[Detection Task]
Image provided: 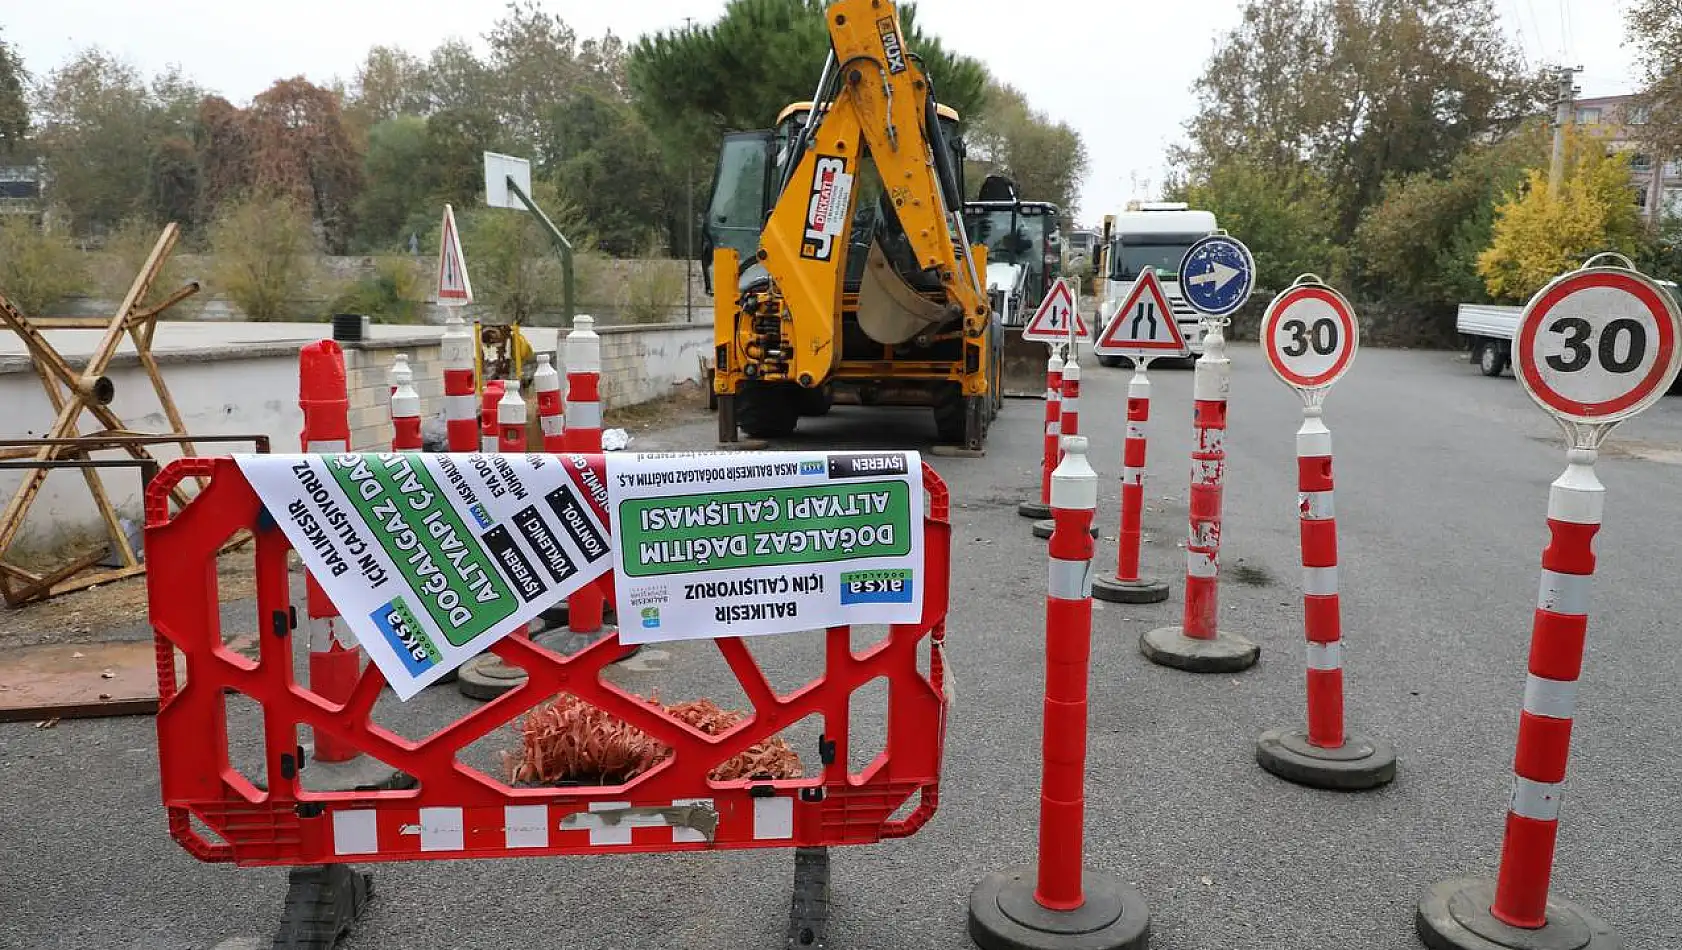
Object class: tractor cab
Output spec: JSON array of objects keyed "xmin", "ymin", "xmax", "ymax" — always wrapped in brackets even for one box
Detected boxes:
[{"xmin": 963, "ymin": 176, "xmax": 1062, "ymax": 324}]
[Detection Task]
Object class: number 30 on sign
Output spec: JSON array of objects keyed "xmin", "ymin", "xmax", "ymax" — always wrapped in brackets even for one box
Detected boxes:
[
  {"xmin": 1515, "ymin": 264, "xmax": 1682, "ymax": 424},
  {"xmin": 1261, "ymin": 281, "xmax": 1359, "ymax": 391}
]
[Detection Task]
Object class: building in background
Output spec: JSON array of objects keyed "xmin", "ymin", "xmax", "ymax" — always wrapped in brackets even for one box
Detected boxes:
[
  {"xmin": 0, "ymin": 163, "xmax": 43, "ymax": 227},
  {"xmin": 1572, "ymin": 94, "xmax": 1682, "ymax": 223}
]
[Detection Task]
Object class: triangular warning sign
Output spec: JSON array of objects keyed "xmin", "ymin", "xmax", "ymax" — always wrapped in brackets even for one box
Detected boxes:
[
  {"xmin": 437, "ymin": 204, "xmax": 473, "ymax": 304},
  {"xmin": 1095, "ymin": 268, "xmax": 1188, "ymax": 358},
  {"xmin": 1021, "ymin": 280, "xmax": 1088, "ymax": 343}
]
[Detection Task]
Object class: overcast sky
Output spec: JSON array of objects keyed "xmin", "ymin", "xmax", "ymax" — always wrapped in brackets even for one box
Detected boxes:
[{"xmin": 6, "ymin": 0, "xmax": 1641, "ymax": 224}]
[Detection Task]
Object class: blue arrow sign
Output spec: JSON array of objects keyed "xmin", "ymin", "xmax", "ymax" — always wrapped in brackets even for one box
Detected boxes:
[{"xmin": 1179, "ymin": 235, "xmax": 1255, "ymax": 317}]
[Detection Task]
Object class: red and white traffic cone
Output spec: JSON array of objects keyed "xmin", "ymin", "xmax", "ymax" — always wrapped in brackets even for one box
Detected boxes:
[
  {"xmin": 1093, "ymin": 360, "xmax": 1170, "ymax": 604},
  {"xmin": 1418, "ymin": 448, "xmax": 1618, "ymax": 949},
  {"xmin": 1017, "ymin": 348, "xmax": 1063, "ymax": 520},
  {"xmin": 441, "ymin": 313, "xmax": 477, "ymax": 453},
  {"xmin": 458, "ymin": 381, "xmax": 536, "ymax": 701},
  {"xmin": 1032, "ymin": 358, "xmax": 1097, "ymax": 541},
  {"xmin": 1141, "ymin": 318, "xmax": 1258, "ymax": 673},
  {"xmin": 297, "ymin": 341, "xmax": 404, "ymax": 789},
  {"xmin": 969, "ymin": 434, "xmax": 1150, "ymax": 950},
  {"xmin": 1256, "ymin": 406, "xmax": 1395, "ymax": 790},
  {"xmin": 533, "ymin": 353, "xmax": 565, "ymax": 452},
  {"xmin": 389, "ymin": 356, "xmax": 421, "ymax": 451}
]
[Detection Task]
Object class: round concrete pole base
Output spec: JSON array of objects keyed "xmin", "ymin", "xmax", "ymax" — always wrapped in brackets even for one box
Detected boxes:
[
  {"xmin": 1256, "ymin": 727, "xmax": 1397, "ymax": 791},
  {"xmin": 1091, "ymin": 575, "xmax": 1170, "ymax": 604},
  {"xmin": 457, "ymin": 652, "xmax": 527, "ymax": 701},
  {"xmin": 1018, "ymin": 500, "xmax": 1052, "ymax": 520},
  {"xmin": 1140, "ymin": 625, "xmax": 1258, "ymax": 673},
  {"xmin": 1417, "ymin": 878, "xmax": 1619, "ymax": 950},
  {"xmin": 969, "ymin": 867, "xmax": 1151, "ymax": 950}
]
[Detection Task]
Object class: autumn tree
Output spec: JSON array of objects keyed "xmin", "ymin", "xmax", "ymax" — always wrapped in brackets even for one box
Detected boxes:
[
  {"xmin": 1627, "ymin": 0, "xmax": 1682, "ymax": 167},
  {"xmin": 238, "ymin": 79, "xmax": 365, "ymax": 251},
  {"xmin": 1477, "ymin": 132, "xmax": 1643, "ymax": 301},
  {"xmin": 347, "ymin": 46, "xmax": 432, "ymax": 126},
  {"xmin": 965, "ymin": 81, "xmax": 1088, "ymax": 217},
  {"xmin": 0, "ymin": 30, "xmax": 28, "ymax": 158},
  {"xmin": 1180, "ymin": 0, "xmax": 1543, "ymax": 237}
]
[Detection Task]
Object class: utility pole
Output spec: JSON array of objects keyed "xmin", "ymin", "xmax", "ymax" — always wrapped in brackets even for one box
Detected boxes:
[
  {"xmin": 1549, "ymin": 65, "xmax": 1584, "ymax": 197},
  {"xmin": 684, "ymin": 15, "xmax": 697, "ymax": 323}
]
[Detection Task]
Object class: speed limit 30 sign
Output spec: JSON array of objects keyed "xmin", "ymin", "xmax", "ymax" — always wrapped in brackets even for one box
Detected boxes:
[
  {"xmin": 1515, "ymin": 266, "xmax": 1682, "ymax": 424},
  {"xmin": 1261, "ymin": 283, "xmax": 1359, "ymax": 391}
]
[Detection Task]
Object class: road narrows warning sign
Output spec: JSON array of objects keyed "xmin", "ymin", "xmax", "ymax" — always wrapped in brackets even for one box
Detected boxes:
[
  {"xmin": 437, "ymin": 204, "xmax": 473, "ymax": 305},
  {"xmin": 1094, "ymin": 268, "xmax": 1188, "ymax": 360},
  {"xmin": 1021, "ymin": 279, "xmax": 1087, "ymax": 343}
]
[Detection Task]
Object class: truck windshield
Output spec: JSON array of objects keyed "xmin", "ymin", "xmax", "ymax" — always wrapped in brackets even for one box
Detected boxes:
[{"xmin": 1111, "ymin": 243, "xmax": 1193, "ymax": 281}]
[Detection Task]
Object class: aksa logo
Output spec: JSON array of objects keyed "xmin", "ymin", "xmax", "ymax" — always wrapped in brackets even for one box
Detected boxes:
[
  {"xmin": 640, "ymin": 606, "xmax": 661, "ymax": 630},
  {"xmin": 467, "ymin": 503, "xmax": 493, "ymax": 529},
  {"xmin": 877, "ymin": 17, "xmax": 907, "ymax": 74},
  {"xmin": 801, "ymin": 156, "xmax": 850, "ymax": 261},
  {"xmin": 369, "ymin": 598, "xmax": 441, "ymax": 676},
  {"xmin": 799, "ymin": 460, "xmax": 825, "ymax": 476}
]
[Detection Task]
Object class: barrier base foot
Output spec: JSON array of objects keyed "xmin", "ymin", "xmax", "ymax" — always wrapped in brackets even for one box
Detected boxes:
[
  {"xmin": 1018, "ymin": 501, "xmax": 1051, "ymax": 520},
  {"xmin": 1091, "ymin": 576, "xmax": 1171, "ymax": 604},
  {"xmin": 273, "ymin": 864, "xmax": 372, "ymax": 950},
  {"xmin": 787, "ymin": 846, "xmax": 830, "ymax": 950},
  {"xmin": 1256, "ymin": 727, "xmax": 1396, "ymax": 791},
  {"xmin": 457, "ymin": 653, "xmax": 528, "ymax": 701},
  {"xmin": 299, "ymin": 753, "xmax": 415, "ymax": 793},
  {"xmin": 969, "ymin": 867, "xmax": 1150, "ymax": 950},
  {"xmin": 1417, "ymin": 877, "xmax": 1618, "ymax": 950},
  {"xmin": 1140, "ymin": 625, "xmax": 1259, "ymax": 673},
  {"xmin": 1031, "ymin": 519, "xmax": 1099, "ymax": 540}
]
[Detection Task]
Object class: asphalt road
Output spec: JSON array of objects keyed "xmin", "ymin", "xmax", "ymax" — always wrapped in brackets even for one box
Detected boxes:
[{"xmin": 3, "ymin": 343, "xmax": 1680, "ymax": 950}]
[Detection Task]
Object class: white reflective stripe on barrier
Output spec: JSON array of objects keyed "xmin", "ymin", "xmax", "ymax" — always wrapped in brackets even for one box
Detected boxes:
[
  {"xmin": 1186, "ymin": 550, "xmax": 1217, "ymax": 577},
  {"xmin": 1303, "ymin": 566, "xmax": 1339, "ymax": 596},
  {"xmin": 1126, "ymin": 424, "xmax": 1146, "ymax": 441},
  {"xmin": 1509, "ymin": 776, "xmax": 1565, "ymax": 822},
  {"xmin": 1192, "ymin": 459, "xmax": 1222, "ymax": 482},
  {"xmin": 444, "ymin": 394, "xmax": 478, "ymax": 419},
  {"xmin": 752, "ymin": 795, "xmax": 794, "ymax": 840},
  {"xmin": 482, "ymin": 436, "xmax": 497, "ymax": 453},
  {"xmin": 1305, "ymin": 641, "xmax": 1343, "ymax": 671},
  {"xmin": 1061, "ymin": 397, "xmax": 1079, "ymax": 417},
  {"xmin": 1122, "ymin": 467, "xmax": 1144, "ymax": 486},
  {"xmin": 413, "ymin": 806, "xmax": 466, "ymax": 851},
  {"xmin": 1537, "ymin": 569, "xmax": 1591, "ymax": 617},
  {"xmin": 1046, "ymin": 421, "xmax": 1060, "ymax": 437},
  {"xmin": 569, "ymin": 402, "xmax": 602, "ymax": 430},
  {"xmin": 391, "ymin": 393, "xmax": 420, "ymax": 417},
  {"xmin": 1522, "ymin": 674, "xmax": 1578, "ymax": 721},
  {"xmin": 541, "ymin": 417, "xmax": 565, "ymax": 436},
  {"xmin": 1048, "ymin": 557, "xmax": 1089, "ymax": 600},
  {"xmin": 305, "ymin": 441, "xmax": 347, "ymax": 453},
  {"xmin": 1299, "ymin": 490, "xmax": 1335, "ymax": 520},
  {"xmin": 1045, "ymin": 388, "xmax": 1058, "ymax": 400}
]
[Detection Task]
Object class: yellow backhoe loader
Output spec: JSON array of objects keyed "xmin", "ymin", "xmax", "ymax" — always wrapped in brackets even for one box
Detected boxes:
[{"xmin": 703, "ymin": 0, "xmax": 1002, "ymax": 450}]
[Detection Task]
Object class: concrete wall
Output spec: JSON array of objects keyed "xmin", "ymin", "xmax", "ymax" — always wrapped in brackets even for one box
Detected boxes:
[{"xmin": 0, "ymin": 320, "xmax": 711, "ymax": 555}]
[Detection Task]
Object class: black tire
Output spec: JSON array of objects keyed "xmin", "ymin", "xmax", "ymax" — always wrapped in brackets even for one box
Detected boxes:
[
  {"xmin": 794, "ymin": 385, "xmax": 834, "ymax": 417},
  {"xmin": 933, "ymin": 383, "xmax": 966, "ymax": 444},
  {"xmin": 1478, "ymin": 340, "xmax": 1507, "ymax": 377},
  {"xmin": 739, "ymin": 381, "xmax": 800, "ymax": 438}
]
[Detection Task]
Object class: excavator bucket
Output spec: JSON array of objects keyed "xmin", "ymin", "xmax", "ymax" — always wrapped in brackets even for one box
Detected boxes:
[{"xmin": 1001, "ymin": 330, "xmax": 1052, "ymax": 399}]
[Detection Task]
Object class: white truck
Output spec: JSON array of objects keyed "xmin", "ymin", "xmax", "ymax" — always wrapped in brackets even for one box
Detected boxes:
[
  {"xmin": 1457, "ymin": 279, "xmax": 1681, "ymax": 377},
  {"xmin": 1092, "ymin": 203, "xmax": 1218, "ymax": 367}
]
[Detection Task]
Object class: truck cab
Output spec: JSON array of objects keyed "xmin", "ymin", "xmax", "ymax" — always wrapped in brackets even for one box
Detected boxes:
[{"xmin": 1095, "ymin": 203, "xmax": 1217, "ymax": 362}]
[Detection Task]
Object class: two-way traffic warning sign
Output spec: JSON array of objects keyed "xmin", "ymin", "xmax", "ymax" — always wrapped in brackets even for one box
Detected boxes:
[
  {"xmin": 1095, "ymin": 268, "xmax": 1188, "ymax": 361},
  {"xmin": 1021, "ymin": 279, "xmax": 1088, "ymax": 344},
  {"xmin": 437, "ymin": 203, "xmax": 473, "ymax": 305}
]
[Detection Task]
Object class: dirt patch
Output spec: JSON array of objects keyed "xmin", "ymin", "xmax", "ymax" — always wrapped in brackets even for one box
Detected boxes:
[
  {"xmin": 606, "ymin": 383, "xmax": 711, "ymax": 434},
  {"xmin": 0, "ymin": 552, "xmax": 256, "ymax": 644},
  {"xmin": 1230, "ymin": 563, "xmax": 1275, "ymax": 587}
]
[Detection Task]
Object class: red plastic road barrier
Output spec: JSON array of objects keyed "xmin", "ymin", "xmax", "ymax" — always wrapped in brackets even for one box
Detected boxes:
[
  {"xmin": 441, "ymin": 315, "xmax": 478, "ymax": 452},
  {"xmin": 298, "ymin": 341, "xmax": 359, "ymax": 763},
  {"xmin": 1297, "ymin": 419, "xmax": 1341, "ymax": 746},
  {"xmin": 1091, "ymin": 362, "xmax": 1170, "ymax": 605},
  {"xmin": 564, "ymin": 316, "xmax": 606, "ymax": 635},
  {"xmin": 969, "ymin": 436, "xmax": 1150, "ymax": 950},
  {"xmin": 480, "ymin": 379, "xmax": 505, "ymax": 454},
  {"xmin": 1022, "ymin": 349, "xmax": 1064, "ymax": 519},
  {"xmin": 533, "ymin": 353, "xmax": 565, "ymax": 452},
  {"xmin": 389, "ymin": 358, "xmax": 422, "ymax": 451},
  {"xmin": 144, "ymin": 456, "xmax": 952, "ymax": 866}
]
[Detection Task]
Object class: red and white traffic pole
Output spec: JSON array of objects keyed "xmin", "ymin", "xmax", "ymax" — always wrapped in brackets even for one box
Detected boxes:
[
  {"xmin": 441, "ymin": 314, "xmax": 478, "ymax": 452},
  {"xmin": 1141, "ymin": 317, "xmax": 1258, "ymax": 673},
  {"xmin": 480, "ymin": 378, "xmax": 505, "ymax": 454},
  {"xmin": 969, "ymin": 434, "xmax": 1150, "ymax": 949},
  {"xmin": 533, "ymin": 353, "xmax": 565, "ymax": 452},
  {"xmin": 1032, "ymin": 357, "xmax": 1094, "ymax": 541},
  {"xmin": 458, "ymin": 378, "xmax": 536, "ymax": 701},
  {"xmin": 1093, "ymin": 359, "xmax": 1170, "ymax": 604},
  {"xmin": 564, "ymin": 316, "xmax": 611, "ymax": 638},
  {"xmin": 1017, "ymin": 348, "xmax": 1063, "ymax": 521},
  {"xmin": 389, "ymin": 356, "xmax": 422, "ymax": 451},
  {"xmin": 1255, "ymin": 405, "xmax": 1395, "ymax": 789}
]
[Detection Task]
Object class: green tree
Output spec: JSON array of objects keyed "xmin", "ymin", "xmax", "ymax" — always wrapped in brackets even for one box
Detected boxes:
[
  {"xmin": 31, "ymin": 48, "xmax": 155, "ymax": 234},
  {"xmin": 542, "ymin": 89, "xmax": 672, "ymax": 255},
  {"xmin": 424, "ymin": 107, "xmax": 508, "ymax": 209},
  {"xmin": 207, "ymin": 192, "xmax": 320, "ymax": 321},
  {"xmin": 0, "ymin": 30, "xmax": 29, "ymax": 158},
  {"xmin": 1627, "ymin": 0, "xmax": 1682, "ymax": 166},
  {"xmin": 965, "ymin": 81, "xmax": 1089, "ymax": 217},
  {"xmin": 627, "ymin": 0, "xmax": 988, "ymax": 162},
  {"xmin": 456, "ymin": 182, "xmax": 592, "ymax": 324},
  {"xmin": 1179, "ymin": 161, "xmax": 1339, "ymax": 289},
  {"xmin": 1478, "ymin": 133, "xmax": 1644, "ymax": 301},
  {"xmin": 0, "ymin": 216, "xmax": 88, "ymax": 314},
  {"xmin": 1351, "ymin": 121, "xmax": 1548, "ymax": 306},
  {"xmin": 1180, "ymin": 0, "xmax": 1542, "ymax": 237},
  {"xmin": 355, "ymin": 115, "xmax": 433, "ymax": 248},
  {"xmin": 348, "ymin": 46, "xmax": 433, "ymax": 126}
]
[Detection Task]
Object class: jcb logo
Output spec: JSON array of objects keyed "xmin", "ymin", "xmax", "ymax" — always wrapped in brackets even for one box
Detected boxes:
[
  {"xmin": 801, "ymin": 156, "xmax": 850, "ymax": 262},
  {"xmin": 877, "ymin": 17, "xmax": 907, "ymax": 74}
]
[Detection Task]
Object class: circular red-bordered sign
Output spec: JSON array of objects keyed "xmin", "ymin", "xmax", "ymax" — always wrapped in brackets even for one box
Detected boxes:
[
  {"xmin": 1514, "ymin": 267, "xmax": 1682, "ymax": 425},
  {"xmin": 1260, "ymin": 284, "xmax": 1359, "ymax": 390}
]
